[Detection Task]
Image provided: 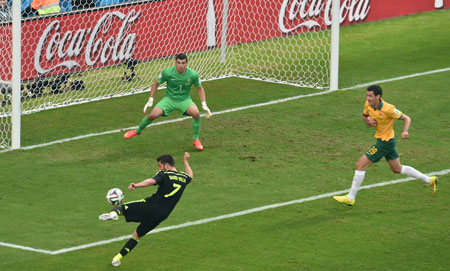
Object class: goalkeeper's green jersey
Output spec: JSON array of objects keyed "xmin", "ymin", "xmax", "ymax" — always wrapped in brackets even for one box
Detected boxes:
[{"xmin": 157, "ymin": 66, "xmax": 201, "ymax": 102}]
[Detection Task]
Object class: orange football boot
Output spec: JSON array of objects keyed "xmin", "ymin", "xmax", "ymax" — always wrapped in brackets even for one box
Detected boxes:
[
  {"xmin": 193, "ymin": 139, "xmax": 203, "ymax": 150},
  {"xmin": 123, "ymin": 129, "xmax": 141, "ymax": 139}
]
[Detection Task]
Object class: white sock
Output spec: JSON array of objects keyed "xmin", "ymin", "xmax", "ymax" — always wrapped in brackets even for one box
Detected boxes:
[
  {"xmin": 348, "ymin": 170, "xmax": 365, "ymax": 201},
  {"xmin": 400, "ymin": 165, "xmax": 430, "ymax": 184}
]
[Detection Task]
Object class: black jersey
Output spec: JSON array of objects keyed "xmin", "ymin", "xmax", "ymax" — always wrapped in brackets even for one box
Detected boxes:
[{"xmin": 146, "ymin": 170, "xmax": 191, "ymax": 214}]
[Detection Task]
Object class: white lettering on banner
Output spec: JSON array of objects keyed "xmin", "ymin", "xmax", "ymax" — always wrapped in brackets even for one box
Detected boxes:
[
  {"xmin": 35, "ymin": 21, "xmax": 81, "ymax": 74},
  {"xmin": 34, "ymin": 10, "xmax": 140, "ymax": 74},
  {"xmin": 279, "ymin": 0, "xmax": 371, "ymax": 33}
]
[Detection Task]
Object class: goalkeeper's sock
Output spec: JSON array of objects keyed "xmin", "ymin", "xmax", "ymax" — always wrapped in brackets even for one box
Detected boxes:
[
  {"xmin": 136, "ymin": 116, "xmax": 152, "ymax": 133},
  {"xmin": 119, "ymin": 237, "xmax": 139, "ymax": 257},
  {"xmin": 192, "ymin": 118, "xmax": 201, "ymax": 140},
  {"xmin": 401, "ymin": 165, "xmax": 430, "ymax": 184}
]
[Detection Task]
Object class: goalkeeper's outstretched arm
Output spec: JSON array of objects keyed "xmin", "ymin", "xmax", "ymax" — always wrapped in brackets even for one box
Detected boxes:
[
  {"xmin": 150, "ymin": 80, "xmax": 159, "ymax": 98},
  {"xmin": 143, "ymin": 80, "xmax": 160, "ymax": 113},
  {"xmin": 198, "ymin": 86, "xmax": 212, "ymax": 118},
  {"xmin": 197, "ymin": 86, "xmax": 206, "ymax": 102}
]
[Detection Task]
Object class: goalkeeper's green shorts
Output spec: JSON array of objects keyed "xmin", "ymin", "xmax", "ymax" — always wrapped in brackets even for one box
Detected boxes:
[{"xmin": 156, "ymin": 96, "xmax": 195, "ymax": 117}]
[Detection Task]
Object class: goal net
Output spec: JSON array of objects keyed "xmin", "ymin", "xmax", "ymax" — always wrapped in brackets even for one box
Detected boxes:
[{"xmin": 0, "ymin": 0, "xmax": 336, "ymax": 149}]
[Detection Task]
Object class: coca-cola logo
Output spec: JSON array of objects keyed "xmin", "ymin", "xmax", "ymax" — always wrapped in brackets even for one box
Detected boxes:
[
  {"xmin": 279, "ymin": 0, "xmax": 371, "ymax": 33},
  {"xmin": 35, "ymin": 10, "xmax": 140, "ymax": 74}
]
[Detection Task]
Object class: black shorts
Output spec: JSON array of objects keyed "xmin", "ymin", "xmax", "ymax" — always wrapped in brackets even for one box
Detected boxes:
[{"xmin": 122, "ymin": 199, "xmax": 169, "ymax": 237}]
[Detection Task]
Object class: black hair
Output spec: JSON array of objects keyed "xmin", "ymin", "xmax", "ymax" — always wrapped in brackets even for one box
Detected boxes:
[
  {"xmin": 176, "ymin": 53, "xmax": 188, "ymax": 63},
  {"xmin": 157, "ymin": 154, "xmax": 175, "ymax": 166},
  {"xmin": 367, "ymin": 85, "xmax": 382, "ymax": 97}
]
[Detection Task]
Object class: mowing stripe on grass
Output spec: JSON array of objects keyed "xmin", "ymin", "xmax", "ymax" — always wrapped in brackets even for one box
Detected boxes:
[
  {"xmin": 1, "ymin": 168, "xmax": 448, "ymax": 255},
  {"xmin": 0, "ymin": 67, "xmax": 449, "ymax": 154}
]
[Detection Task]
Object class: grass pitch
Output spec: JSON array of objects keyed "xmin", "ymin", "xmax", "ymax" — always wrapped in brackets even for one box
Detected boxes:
[{"xmin": 0, "ymin": 9, "xmax": 449, "ymax": 271}]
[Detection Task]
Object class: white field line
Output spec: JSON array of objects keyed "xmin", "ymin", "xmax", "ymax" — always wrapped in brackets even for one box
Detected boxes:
[
  {"xmin": 0, "ymin": 241, "xmax": 53, "ymax": 254},
  {"xmin": 341, "ymin": 67, "xmax": 450, "ymax": 90},
  {"xmin": 1, "ymin": 168, "xmax": 448, "ymax": 255},
  {"xmin": 0, "ymin": 89, "xmax": 336, "ymax": 154},
  {"xmin": 1, "ymin": 69, "xmax": 449, "ymax": 253},
  {"xmin": 0, "ymin": 67, "xmax": 449, "ymax": 154}
]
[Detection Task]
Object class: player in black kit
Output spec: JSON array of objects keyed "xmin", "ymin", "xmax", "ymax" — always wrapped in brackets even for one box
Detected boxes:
[{"xmin": 99, "ymin": 152, "xmax": 193, "ymax": 266}]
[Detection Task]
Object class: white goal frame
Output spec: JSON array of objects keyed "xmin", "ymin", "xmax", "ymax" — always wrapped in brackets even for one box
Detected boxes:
[{"xmin": 8, "ymin": 0, "xmax": 340, "ymax": 149}]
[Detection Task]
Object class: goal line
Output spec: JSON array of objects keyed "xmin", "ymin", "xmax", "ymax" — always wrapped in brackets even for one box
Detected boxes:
[{"xmin": 1, "ymin": 67, "xmax": 449, "ymax": 154}]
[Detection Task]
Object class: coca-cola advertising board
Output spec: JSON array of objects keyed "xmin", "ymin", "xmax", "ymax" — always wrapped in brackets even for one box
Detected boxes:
[{"xmin": 0, "ymin": 0, "xmax": 448, "ymax": 81}]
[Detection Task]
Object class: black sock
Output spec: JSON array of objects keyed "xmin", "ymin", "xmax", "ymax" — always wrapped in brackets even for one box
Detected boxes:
[
  {"xmin": 111, "ymin": 205, "xmax": 123, "ymax": 216},
  {"xmin": 119, "ymin": 238, "xmax": 139, "ymax": 257}
]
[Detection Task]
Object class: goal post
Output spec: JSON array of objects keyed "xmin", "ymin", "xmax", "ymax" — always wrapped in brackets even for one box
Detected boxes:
[
  {"xmin": 220, "ymin": 0, "xmax": 229, "ymax": 63},
  {"xmin": 2, "ymin": 0, "xmax": 340, "ymax": 149},
  {"xmin": 11, "ymin": 0, "xmax": 22, "ymax": 149},
  {"xmin": 330, "ymin": 0, "xmax": 340, "ymax": 91}
]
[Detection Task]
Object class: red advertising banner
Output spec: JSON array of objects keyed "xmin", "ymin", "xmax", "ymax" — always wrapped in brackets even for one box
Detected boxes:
[{"xmin": 0, "ymin": 0, "xmax": 448, "ymax": 81}]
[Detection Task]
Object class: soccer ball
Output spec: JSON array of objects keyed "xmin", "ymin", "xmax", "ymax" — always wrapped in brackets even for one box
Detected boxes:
[{"xmin": 106, "ymin": 188, "xmax": 124, "ymax": 205}]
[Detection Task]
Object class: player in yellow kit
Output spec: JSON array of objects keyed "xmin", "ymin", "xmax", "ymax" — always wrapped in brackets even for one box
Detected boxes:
[{"xmin": 333, "ymin": 85, "xmax": 438, "ymax": 206}]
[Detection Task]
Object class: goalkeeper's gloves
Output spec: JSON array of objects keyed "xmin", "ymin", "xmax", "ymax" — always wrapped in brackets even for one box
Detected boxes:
[
  {"xmin": 143, "ymin": 97, "xmax": 154, "ymax": 113},
  {"xmin": 201, "ymin": 101, "xmax": 212, "ymax": 118}
]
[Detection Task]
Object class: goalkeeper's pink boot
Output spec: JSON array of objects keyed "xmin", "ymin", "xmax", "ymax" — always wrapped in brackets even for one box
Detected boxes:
[
  {"xmin": 193, "ymin": 139, "xmax": 203, "ymax": 150},
  {"xmin": 123, "ymin": 129, "xmax": 141, "ymax": 139}
]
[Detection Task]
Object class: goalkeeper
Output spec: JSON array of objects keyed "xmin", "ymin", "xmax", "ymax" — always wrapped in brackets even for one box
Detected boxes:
[{"xmin": 123, "ymin": 53, "xmax": 211, "ymax": 150}]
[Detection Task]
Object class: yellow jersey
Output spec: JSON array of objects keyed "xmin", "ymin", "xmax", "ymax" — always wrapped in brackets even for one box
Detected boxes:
[{"xmin": 363, "ymin": 99, "xmax": 403, "ymax": 141}]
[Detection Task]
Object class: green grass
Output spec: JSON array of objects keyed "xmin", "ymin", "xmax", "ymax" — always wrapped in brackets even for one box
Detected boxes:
[{"xmin": 1, "ymin": 9, "xmax": 450, "ymax": 271}]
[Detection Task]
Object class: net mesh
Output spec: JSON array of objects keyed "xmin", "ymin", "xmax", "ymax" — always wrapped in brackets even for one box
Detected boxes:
[{"xmin": 0, "ymin": 0, "xmax": 332, "ymax": 148}]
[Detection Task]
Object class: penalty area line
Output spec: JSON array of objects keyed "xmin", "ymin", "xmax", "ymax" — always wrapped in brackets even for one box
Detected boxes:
[
  {"xmin": 2, "ymin": 168, "xmax": 448, "ymax": 255},
  {"xmin": 0, "ymin": 66, "xmax": 448, "ymax": 154},
  {"xmin": 0, "ymin": 88, "xmax": 337, "ymax": 154},
  {"xmin": 340, "ymin": 67, "xmax": 450, "ymax": 90},
  {"xmin": 0, "ymin": 241, "xmax": 53, "ymax": 255}
]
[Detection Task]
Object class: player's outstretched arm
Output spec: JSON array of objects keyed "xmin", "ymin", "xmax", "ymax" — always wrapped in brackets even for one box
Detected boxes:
[
  {"xmin": 198, "ymin": 86, "xmax": 212, "ymax": 118},
  {"xmin": 184, "ymin": 152, "xmax": 194, "ymax": 178},
  {"xmin": 128, "ymin": 178, "xmax": 157, "ymax": 190},
  {"xmin": 144, "ymin": 80, "xmax": 160, "ymax": 113}
]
